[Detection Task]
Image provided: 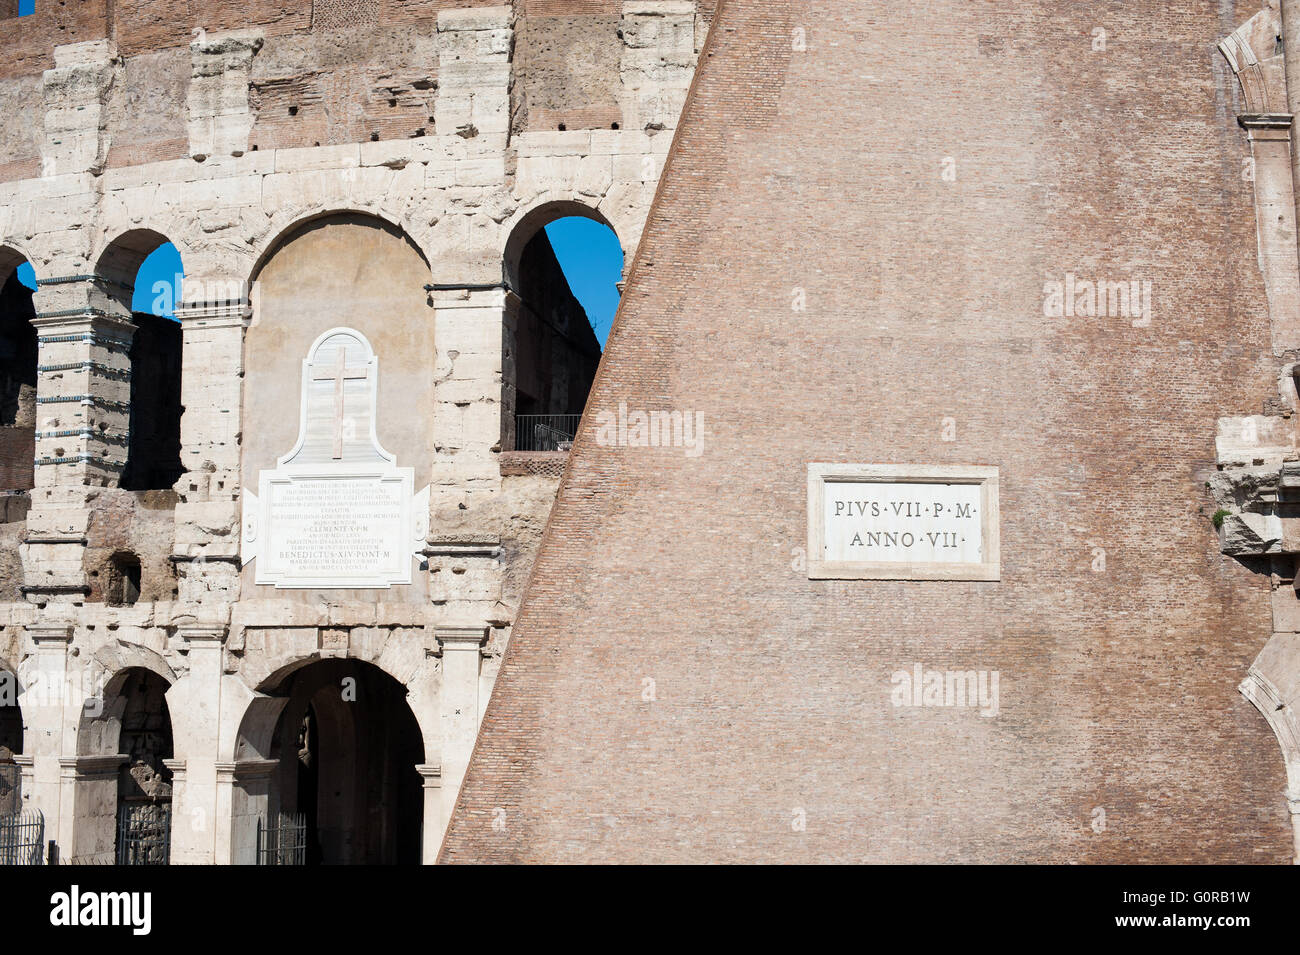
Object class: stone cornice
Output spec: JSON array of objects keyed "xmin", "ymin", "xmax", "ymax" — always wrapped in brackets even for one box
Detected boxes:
[{"xmin": 59, "ymin": 754, "xmax": 128, "ymax": 778}]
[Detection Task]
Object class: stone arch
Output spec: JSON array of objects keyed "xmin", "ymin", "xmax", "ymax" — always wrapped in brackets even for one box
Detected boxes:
[
  {"xmin": 95, "ymin": 228, "xmax": 179, "ymax": 311},
  {"xmin": 498, "ymin": 196, "xmax": 615, "ymax": 452},
  {"xmin": 1219, "ymin": 9, "xmax": 1286, "ymax": 117},
  {"xmin": 69, "ymin": 654, "xmax": 177, "ymax": 864},
  {"xmin": 240, "ymin": 210, "xmax": 439, "ymax": 499},
  {"xmin": 94, "ymin": 229, "xmax": 185, "ymax": 491},
  {"xmin": 240, "ymin": 637, "xmax": 436, "ymax": 758},
  {"xmin": 247, "ymin": 206, "xmax": 434, "ymax": 290},
  {"xmin": 238, "ymin": 655, "xmax": 427, "ymax": 864},
  {"xmin": 0, "ymin": 244, "xmax": 31, "ymax": 280},
  {"xmin": 1240, "ymin": 658, "xmax": 1300, "ymax": 863},
  {"xmin": 502, "ymin": 196, "xmax": 624, "ymax": 292},
  {"xmin": 76, "ymin": 645, "xmax": 177, "ymax": 757}
]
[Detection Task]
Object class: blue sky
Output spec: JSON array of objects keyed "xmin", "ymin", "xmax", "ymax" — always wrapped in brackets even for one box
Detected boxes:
[
  {"xmin": 544, "ymin": 217, "xmax": 622, "ymax": 346},
  {"xmin": 15, "ymin": 216, "xmax": 621, "ymax": 346}
]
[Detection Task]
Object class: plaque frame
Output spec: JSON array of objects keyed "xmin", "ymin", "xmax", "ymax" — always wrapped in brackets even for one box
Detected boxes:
[
  {"xmin": 806, "ymin": 463, "xmax": 1000, "ymax": 582},
  {"xmin": 241, "ymin": 327, "xmax": 428, "ymax": 589}
]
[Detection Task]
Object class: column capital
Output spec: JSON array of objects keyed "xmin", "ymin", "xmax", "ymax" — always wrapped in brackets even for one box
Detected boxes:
[
  {"xmin": 1239, "ymin": 113, "xmax": 1295, "ymax": 142},
  {"xmin": 26, "ymin": 624, "xmax": 73, "ymax": 647},
  {"xmin": 177, "ymin": 624, "xmax": 228, "ymax": 647},
  {"xmin": 433, "ymin": 625, "xmax": 489, "ymax": 655},
  {"xmin": 174, "ymin": 299, "xmax": 253, "ymax": 330},
  {"xmin": 214, "ymin": 758, "xmax": 278, "ymax": 782}
]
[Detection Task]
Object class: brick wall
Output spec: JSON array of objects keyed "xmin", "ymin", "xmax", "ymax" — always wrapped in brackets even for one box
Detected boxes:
[
  {"xmin": 441, "ymin": 0, "xmax": 1295, "ymax": 863},
  {"xmin": 0, "ymin": 427, "xmax": 33, "ymax": 491}
]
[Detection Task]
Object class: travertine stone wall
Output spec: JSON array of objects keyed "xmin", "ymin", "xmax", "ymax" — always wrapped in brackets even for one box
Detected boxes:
[{"xmin": 0, "ymin": 0, "xmax": 708, "ymax": 863}]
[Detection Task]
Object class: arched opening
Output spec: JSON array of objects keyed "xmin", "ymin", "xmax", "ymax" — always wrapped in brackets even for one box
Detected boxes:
[
  {"xmin": 502, "ymin": 204, "xmax": 621, "ymax": 452},
  {"xmin": 77, "ymin": 666, "xmax": 174, "ymax": 864},
  {"xmin": 96, "ymin": 232, "xmax": 184, "ymax": 492},
  {"xmin": 243, "ymin": 212, "xmax": 435, "ymax": 496},
  {"xmin": 0, "ymin": 250, "xmax": 37, "ymax": 492},
  {"xmin": 260, "ymin": 659, "xmax": 424, "ymax": 865},
  {"xmin": 0, "ymin": 665, "xmax": 22, "ymax": 816}
]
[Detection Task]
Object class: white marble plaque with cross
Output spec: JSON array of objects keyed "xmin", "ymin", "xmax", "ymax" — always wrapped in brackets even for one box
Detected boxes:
[{"xmin": 241, "ymin": 328, "xmax": 428, "ymax": 588}]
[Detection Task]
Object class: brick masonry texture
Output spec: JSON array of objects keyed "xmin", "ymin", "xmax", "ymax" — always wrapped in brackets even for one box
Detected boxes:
[{"xmin": 440, "ymin": 0, "xmax": 1297, "ymax": 862}]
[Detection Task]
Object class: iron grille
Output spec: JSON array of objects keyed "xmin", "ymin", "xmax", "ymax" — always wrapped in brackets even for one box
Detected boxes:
[
  {"xmin": 257, "ymin": 812, "xmax": 307, "ymax": 866},
  {"xmin": 116, "ymin": 802, "xmax": 171, "ymax": 866},
  {"xmin": 0, "ymin": 809, "xmax": 43, "ymax": 866},
  {"xmin": 514, "ymin": 414, "xmax": 580, "ymax": 452}
]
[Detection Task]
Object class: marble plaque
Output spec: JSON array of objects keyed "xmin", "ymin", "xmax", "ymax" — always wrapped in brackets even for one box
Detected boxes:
[
  {"xmin": 807, "ymin": 464, "xmax": 999, "ymax": 580},
  {"xmin": 241, "ymin": 328, "xmax": 428, "ymax": 589}
]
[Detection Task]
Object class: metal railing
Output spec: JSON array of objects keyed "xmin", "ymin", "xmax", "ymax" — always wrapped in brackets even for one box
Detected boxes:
[
  {"xmin": 116, "ymin": 802, "xmax": 171, "ymax": 866},
  {"xmin": 257, "ymin": 812, "xmax": 307, "ymax": 866},
  {"xmin": 0, "ymin": 810, "xmax": 44, "ymax": 865},
  {"xmin": 514, "ymin": 414, "xmax": 580, "ymax": 452}
]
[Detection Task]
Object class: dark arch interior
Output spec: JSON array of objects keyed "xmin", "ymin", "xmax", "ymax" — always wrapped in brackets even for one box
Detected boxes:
[
  {"xmin": 98, "ymin": 233, "xmax": 184, "ymax": 492},
  {"xmin": 0, "ymin": 668, "xmax": 21, "ymax": 816},
  {"xmin": 267, "ymin": 659, "xmax": 425, "ymax": 865},
  {"xmin": 0, "ymin": 262, "xmax": 36, "ymax": 492},
  {"xmin": 505, "ymin": 211, "xmax": 617, "ymax": 452},
  {"xmin": 112, "ymin": 668, "xmax": 174, "ymax": 865}
]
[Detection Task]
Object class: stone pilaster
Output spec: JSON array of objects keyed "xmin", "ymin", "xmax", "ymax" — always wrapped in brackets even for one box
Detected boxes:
[
  {"xmin": 19, "ymin": 624, "xmax": 73, "ymax": 856},
  {"xmin": 187, "ymin": 30, "xmax": 264, "ymax": 161},
  {"xmin": 435, "ymin": 626, "xmax": 488, "ymax": 828},
  {"xmin": 165, "ymin": 624, "xmax": 226, "ymax": 864},
  {"xmin": 215, "ymin": 757, "xmax": 278, "ymax": 865},
  {"xmin": 431, "ymin": 286, "xmax": 510, "ymax": 493},
  {"xmin": 29, "ymin": 276, "xmax": 136, "ymax": 488},
  {"xmin": 41, "ymin": 39, "xmax": 119, "ymax": 179},
  {"xmin": 415, "ymin": 762, "xmax": 443, "ymax": 863},
  {"xmin": 59, "ymin": 754, "xmax": 127, "ymax": 864},
  {"xmin": 1239, "ymin": 115, "xmax": 1300, "ymax": 354},
  {"xmin": 620, "ymin": 1, "xmax": 698, "ymax": 134},
  {"xmin": 434, "ymin": 7, "xmax": 513, "ymax": 145},
  {"xmin": 172, "ymin": 297, "xmax": 251, "ymax": 606}
]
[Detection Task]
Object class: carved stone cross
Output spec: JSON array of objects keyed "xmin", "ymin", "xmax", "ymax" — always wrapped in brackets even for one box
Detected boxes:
[{"xmin": 311, "ymin": 348, "xmax": 369, "ymax": 459}]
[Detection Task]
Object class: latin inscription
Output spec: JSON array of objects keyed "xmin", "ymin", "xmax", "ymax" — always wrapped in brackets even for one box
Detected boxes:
[
  {"xmin": 823, "ymin": 482, "xmax": 983, "ymax": 564},
  {"xmin": 263, "ymin": 477, "xmax": 405, "ymax": 581},
  {"xmin": 807, "ymin": 464, "xmax": 999, "ymax": 581}
]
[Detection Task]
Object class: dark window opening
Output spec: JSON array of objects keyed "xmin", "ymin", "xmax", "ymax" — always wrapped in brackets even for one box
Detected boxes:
[
  {"xmin": 106, "ymin": 552, "xmax": 142, "ymax": 607},
  {"xmin": 0, "ymin": 264, "xmax": 36, "ymax": 491}
]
